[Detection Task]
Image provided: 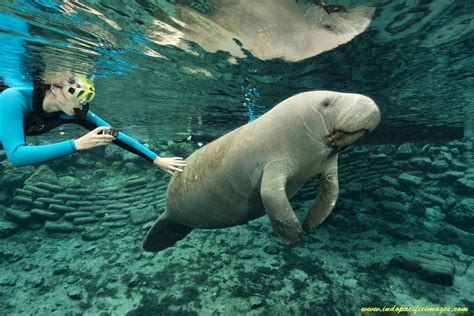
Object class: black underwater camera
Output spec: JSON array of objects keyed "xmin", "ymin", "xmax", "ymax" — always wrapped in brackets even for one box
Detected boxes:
[{"xmin": 100, "ymin": 128, "xmax": 119, "ymax": 138}]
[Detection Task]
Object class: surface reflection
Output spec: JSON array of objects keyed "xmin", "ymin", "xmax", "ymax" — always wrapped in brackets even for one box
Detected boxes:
[{"xmin": 149, "ymin": 0, "xmax": 375, "ymax": 61}]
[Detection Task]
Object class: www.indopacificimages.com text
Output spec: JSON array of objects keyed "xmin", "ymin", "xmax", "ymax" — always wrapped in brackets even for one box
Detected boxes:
[{"xmin": 360, "ymin": 306, "xmax": 470, "ymax": 314}]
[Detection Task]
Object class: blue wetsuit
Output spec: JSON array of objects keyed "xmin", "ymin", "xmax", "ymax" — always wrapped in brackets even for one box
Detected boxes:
[{"xmin": 0, "ymin": 87, "xmax": 158, "ymax": 166}]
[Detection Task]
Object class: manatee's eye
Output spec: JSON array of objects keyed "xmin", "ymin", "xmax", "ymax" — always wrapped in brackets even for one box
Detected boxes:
[
  {"xmin": 323, "ymin": 24, "xmax": 332, "ymax": 30},
  {"xmin": 322, "ymin": 99, "xmax": 331, "ymax": 108}
]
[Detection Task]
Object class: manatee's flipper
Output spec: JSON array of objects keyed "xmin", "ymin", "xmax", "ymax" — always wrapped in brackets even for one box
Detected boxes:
[
  {"xmin": 260, "ymin": 159, "xmax": 303, "ymax": 244},
  {"xmin": 303, "ymin": 154, "xmax": 339, "ymax": 231},
  {"xmin": 143, "ymin": 213, "xmax": 193, "ymax": 252}
]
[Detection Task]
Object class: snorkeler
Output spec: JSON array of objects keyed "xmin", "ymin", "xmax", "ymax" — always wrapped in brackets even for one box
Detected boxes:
[{"xmin": 0, "ymin": 75, "xmax": 186, "ymax": 175}]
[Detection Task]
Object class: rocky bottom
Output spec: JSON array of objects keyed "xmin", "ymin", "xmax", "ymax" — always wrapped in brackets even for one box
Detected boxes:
[
  {"xmin": 0, "ymin": 139, "xmax": 473, "ymax": 315},
  {"xmin": 0, "ymin": 209, "xmax": 473, "ymax": 315}
]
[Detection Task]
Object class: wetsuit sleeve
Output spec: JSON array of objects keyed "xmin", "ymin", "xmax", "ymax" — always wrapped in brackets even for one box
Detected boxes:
[
  {"xmin": 0, "ymin": 89, "xmax": 77, "ymax": 167},
  {"xmin": 77, "ymin": 111, "xmax": 158, "ymax": 163}
]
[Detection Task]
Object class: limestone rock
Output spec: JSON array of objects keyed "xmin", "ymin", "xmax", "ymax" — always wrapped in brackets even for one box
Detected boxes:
[
  {"xmin": 25, "ymin": 165, "xmax": 58, "ymax": 186},
  {"xmin": 446, "ymin": 199, "xmax": 474, "ymax": 233},
  {"xmin": 82, "ymin": 227, "xmax": 109, "ymax": 241},
  {"xmin": 443, "ymin": 171, "xmax": 464, "ymax": 182},
  {"xmin": 130, "ymin": 206, "xmax": 157, "ymax": 225},
  {"xmin": 381, "ymin": 201, "xmax": 409, "ymax": 213},
  {"xmin": 66, "ymin": 285, "xmax": 84, "ymax": 300},
  {"xmin": 125, "ymin": 178, "xmax": 148, "ymax": 188},
  {"xmin": 0, "ymin": 219, "xmax": 18, "ymax": 238},
  {"xmin": 431, "ymin": 160, "xmax": 449, "ymax": 172},
  {"xmin": 45, "ymin": 221, "xmax": 74, "ymax": 234},
  {"xmin": 456, "ymin": 178, "xmax": 474, "ymax": 195},
  {"xmin": 35, "ymin": 182, "xmax": 62, "ymax": 193},
  {"xmin": 125, "ymin": 162, "xmax": 140, "ymax": 173},
  {"xmin": 64, "ymin": 212, "xmax": 92, "ymax": 221},
  {"xmin": 380, "ymin": 175, "xmax": 400, "ymax": 187},
  {"xmin": 389, "ymin": 253, "xmax": 454, "ymax": 286},
  {"xmin": 396, "ymin": 143, "xmax": 414, "ymax": 159},
  {"xmin": 398, "ymin": 173, "xmax": 422, "ymax": 186},
  {"xmin": 73, "ymin": 217, "xmax": 98, "ymax": 225},
  {"xmin": 409, "ymin": 157, "xmax": 431, "ymax": 168},
  {"xmin": 376, "ymin": 187, "xmax": 410, "ymax": 202},
  {"xmin": 4, "ymin": 208, "xmax": 31, "ymax": 224},
  {"xmin": 58, "ymin": 176, "xmax": 81, "ymax": 188},
  {"xmin": 103, "ymin": 214, "xmax": 129, "ymax": 222},
  {"xmin": 31, "ymin": 209, "xmax": 60, "ymax": 221},
  {"xmin": 2, "ymin": 167, "xmax": 33, "ymax": 187}
]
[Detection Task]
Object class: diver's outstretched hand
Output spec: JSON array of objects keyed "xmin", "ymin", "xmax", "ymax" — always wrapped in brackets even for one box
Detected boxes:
[{"xmin": 154, "ymin": 156, "xmax": 186, "ymax": 175}]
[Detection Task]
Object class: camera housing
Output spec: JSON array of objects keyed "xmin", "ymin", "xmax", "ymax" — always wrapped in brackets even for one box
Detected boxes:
[{"xmin": 100, "ymin": 128, "xmax": 119, "ymax": 137}]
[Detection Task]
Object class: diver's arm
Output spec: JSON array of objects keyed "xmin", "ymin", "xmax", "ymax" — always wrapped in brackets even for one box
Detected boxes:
[
  {"xmin": 77, "ymin": 110, "xmax": 157, "ymax": 163},
  {"xmin": 0, "ymin": 89, "xmax": 77, "ymax": 167}
]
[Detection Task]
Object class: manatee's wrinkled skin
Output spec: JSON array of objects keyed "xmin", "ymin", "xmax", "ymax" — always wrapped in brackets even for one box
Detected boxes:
[{"xmin": 144, "ymin": 91, "xmax": 380, "ymax": 252}]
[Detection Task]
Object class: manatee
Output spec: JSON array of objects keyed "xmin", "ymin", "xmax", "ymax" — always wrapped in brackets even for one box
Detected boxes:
[{"xmin": 144, "ymin": 91, "xmax": 380, "ymax": 252}]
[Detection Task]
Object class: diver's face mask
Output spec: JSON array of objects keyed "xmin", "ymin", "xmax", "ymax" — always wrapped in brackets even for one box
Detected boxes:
[
  {"xmin": 56, "ymin": 76, "xmax": 95, "ymax": 119},
  {"xmin": 66, "ymin": 77, "xmax": 95, "ymax": 104}
]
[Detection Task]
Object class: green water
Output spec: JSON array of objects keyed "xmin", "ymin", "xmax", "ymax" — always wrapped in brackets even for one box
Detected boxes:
[{"xmin": 0, "ymin": 0, "xmax": 473, "ymax": 315}]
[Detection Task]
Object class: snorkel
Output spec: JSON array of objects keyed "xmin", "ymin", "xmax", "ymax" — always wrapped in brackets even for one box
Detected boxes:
[{"xmin": 74, "ymin": 101, "xmax": 89, "ymax": 119}]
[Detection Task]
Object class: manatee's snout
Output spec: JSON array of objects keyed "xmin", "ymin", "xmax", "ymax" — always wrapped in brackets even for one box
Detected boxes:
[
  {"xmin": 363, "ymin": 98, "xmax": 381, "ymax": 133},
  {"xmin": 329, "ymin": 94, "xmax": 380, "ymax": 148}
]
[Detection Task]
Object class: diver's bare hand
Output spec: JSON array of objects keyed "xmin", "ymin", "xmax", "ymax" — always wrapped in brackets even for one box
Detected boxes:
[
  {"xmin": 74, "ymin": 126, "xmax": 115, "ymax": 150},
  {"xmin": 153, "ymin": 156, "xmax": 186, "ymax": 175}
]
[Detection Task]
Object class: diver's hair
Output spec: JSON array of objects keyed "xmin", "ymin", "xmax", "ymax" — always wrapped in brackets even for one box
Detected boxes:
[
  {"xmin": 0, "ymin": 80, "xmax": 9, "ymax": 93},
  {"xmin": 32, "ymin": 81, "xmax": 51, "ymax": 108}
]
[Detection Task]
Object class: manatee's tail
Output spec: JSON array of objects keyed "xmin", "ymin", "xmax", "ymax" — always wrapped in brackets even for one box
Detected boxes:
[{"xmin": 143, "ymin": 214, "xmax": 193, "ymax": 252}]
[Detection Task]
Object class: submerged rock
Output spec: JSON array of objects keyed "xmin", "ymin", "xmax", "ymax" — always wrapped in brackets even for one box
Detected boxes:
[
  {"xmin": 1, "ymin": 166, "xmax": 33, "ymax": 187},
  {"xmin": 398, "ymin": 173, "xmax": 422, "ymax": 186},
  {"xmin": 389, "ymin": 253, "xmax": 454, "ymax": 286},
  {"xmin": 35, "ymin": 182, "xmax": 62, "ymax": 193},
  {"xmin": 263, "ymin": 244, "xmax": 280, "ymax": 255},
  {"xmin": 396, "ymin": 143, "xmax": 414, "ymax": 159},
  {"xmin": 64, "ymin": 212, "xmax": 92, "ymax": 221},
  {"xmin": 125, "ymin": 178, "xmax": 148, "ymax": 188},
  {"xmin": 381, "ymin": 201, "xmax": 409, "ymax": 213},
  {"xmin": 431, "ymin": 160, "xmax": 449, "ymax": 172},
  {"xmin": 451, "ymin": 159, "xmax": 468, "ymax": 171},
  {"xmin": 73, "ymin": 216, "xmax": 98, "ymax": 225},
  {"xmin": 103, "ymin": 221, "xmax": 128, "ymax": 228},
  {"xmin": 456, "ymin": 178, "xmax": 474, "ymax": 195},
  {"xmin": 249, "ymin": 296, "xmax": 264, "ymax": 309},
  {"xmin": 44, "ymin": 221, "xmax": 75, "ymax": 234},
  {"xmin": 375, "ymin": 187, "xmax": 409, "ymax": 202},
  {"xmin": 13, "ymin": 195, "xmax": 34, "ymax": 205},
  {"xmin": 409, "ymin": 157, "xmax": 431, "ymax": 168},
  {"xmin": 49, "ymin": 204, "xmax": 76, "ymax": 214},
  {"xmin": 380, "ymin": 175, "xmax": 400, "ymax": 187},
  {"xmin": 130, "ymin": 206, "xmax": 157, "ymax": 225},
  {"xmin": 82, "ymin": 227, "xmax": 109, "ymax": 241},
  {"xmin": 425, "ymin": 206, "xmax": 445, "ymax": 222},
  {"xmin": 419, "ymin": 192, "xmax": 445, "ymax": 208},
  {"xmin": 58, "ymin": 176, "xmax": 81, "ymax": 188},
  {"xmin": 4, "ymin": 208, "xmax": 31, "ymax": 224},
  {"xmin": 103, "ymin": 214, "xmax": 129, "ymax": 222},
  {"xmin": 0, "ymin": 275, "xmax": 17, "ymax": 286},
  {"xmin": 0, "ymin": 219, "xmax": 18, "ymax": 238},
  {"xmin": 24, "ymin": 165, "xmax": 59, "ymax": 186},
  {"xmin": 30, "ymin": 209, "xmax": 60, "ymax": 221},
  {"xmin": 443, "ymin": 171, "xmax": 464, "ymax": 182},
  {"xmin": 23, "ymin": 184, "xmax": 50, "ymax": 196},
  {"xmin": 125, "ymin": 162, "xmax": 140, "ymax": 173},
  {"xmin": 446, "ymin": 199, "xmax": 474, "ymax": 233},
  {"xmin": 66, "ymin": 285, "xmax": 84, "ymax": 300}
]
